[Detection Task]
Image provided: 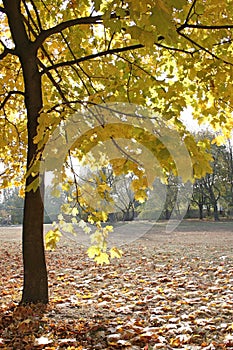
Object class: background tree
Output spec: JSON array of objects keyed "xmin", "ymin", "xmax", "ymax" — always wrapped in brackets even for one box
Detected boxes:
[
  {"xmin": 222, "ymin": 139, "xmax": 233, "ymax": 216},
  {"xmin": 191, "ymin": 134, "xmax": 233, "ymax": 220},
  {"xmin": 191, "ymin": 179, "xmax": 206, "ymax": 219},
  {"xmin": 44, "ymin": 185, "xmax": 68, "ymax": 223},
  {"xmin": 201, "ymin": 173, "xmax": 221, "ymax": 221},
  {"xmin": 1, "ymin": 0, "xmax": 233, "ymax": 304},
  {"xmin": 109, "ymin": 172, "xmax": 137, "ymax": 221},
  {"xmin": 193, "ymin": 138, "xmax": 222, "ymax": 221},
  {"xmin": 83, "ymin": 166, "xmax": 138, "ymax": 221},
  {"xmin": 0, "ymin": 188, "xmax": 24, "ymax": 224}
]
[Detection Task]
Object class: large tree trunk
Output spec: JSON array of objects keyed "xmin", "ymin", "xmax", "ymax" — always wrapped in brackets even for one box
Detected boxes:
[
  {"xmin": 21, "ymin": 53, "xmax": 48, "ymax": 304},
  {"xmin": 4, "ymin": 0, "xmax": 48, "ymax": 303},
  {"xmin": 22, "ymin": 183, "xmax": 48, "ymax": 303}
]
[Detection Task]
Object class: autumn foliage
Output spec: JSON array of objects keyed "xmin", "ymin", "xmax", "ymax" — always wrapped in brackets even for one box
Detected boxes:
[{"xmin": 0, "ymin": 0, "xmax": 233, "ymax": 305}]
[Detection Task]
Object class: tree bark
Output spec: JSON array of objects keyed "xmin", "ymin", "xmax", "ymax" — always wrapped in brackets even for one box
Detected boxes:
[
  {"xmin": 20, "ymin": 50, "xmax": 48, "ymax": 304},
  {"xmin": 4, "ymin": 0, "xmax": 48, "ymax": 303},
  {"xmin": 213, "ymin": 202, "xmax": 220, "ymax": 221},
  {"xmin": 20, "ymin": 48, "xmax": 48, "ymax": 304},
  {"xmin": 198, "ymin": 203, "xmax": 204, "ymax": 220},
  {"xmin": 22, "ymin": 185, "xmax": 48, "ymax": 303}
]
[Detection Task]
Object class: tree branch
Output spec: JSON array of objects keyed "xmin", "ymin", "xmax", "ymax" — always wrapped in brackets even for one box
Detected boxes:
[
  {"xmin": 37, "ymin": 59, "xmax": 70, "ymax": 104},
  {"xmin": 40, "ymin": 34, "xmax": 196, "ymax": 76},
  {"xmin": 178, "ymin": 31, "xmax": 233, "ymax": 66},
  {"xmin": 155, "ymin": 41, "xmax": 194, "ymax": 55},
  {"xmin": 0, "ymin": 40, "xmax": 17, "ymax": 60},
  {"xmin": 40, "ymin": 44, "xmax": 143, "ymax": 74},
  {"xmin": 3, "ymin": 0, "xmax": 30, "ymax": 52},
  {"xmin": 179, "ymin": 23, "xmax": 233, "ymax": 31},
  {"xmin": 0, "ymin": 47, "xmax": 9, "ymax": 60},
  {"xmin": 30, "ymin": 0, "xmax": 43, "ymax": 31},
  {"xmin": 34, "ymin": 9, "xmax": 130, "ymax": 50},
  {"xmin": 34, "ymin": 15, "xmax": 103, "ymax": 49},
  {"xmin": 21, "ymin": 11, "xmax": 65, "ymax": 82},
  {"xmin": 59, "ymin": 31, "xmax": 94, "ymax": 97},
  {"xmin": 0, "ymin": 90, "xmax": 25, "ymax": 110},
  {"xmin": 3, "ymin": 113, "xmax": 21, "ymax": 142},
  {"xmin": 22, "ymin": 0, "xmax": 40, "ymax": 39},
  {"xmin": 184, "ymin": 0, "xmax": 197, "ymax": 24}
]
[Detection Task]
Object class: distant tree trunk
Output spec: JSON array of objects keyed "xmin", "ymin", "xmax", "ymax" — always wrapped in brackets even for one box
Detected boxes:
[
  {"xmin": 208, "ymin": 187, "xmax": 220, "ymax": 221},
  {"xmin": 206, "ymin": 204, "xmax": 211, "ymax": 217},
  {"xmin": 123, "ymin": 209, "xmax": 129, "ymax": 221},
  {"xmin": 227, "ymin": 140, "xmax": 233, "ymax": 212},
  {"xmin": 131, "ymin": 204, "xmax": 135, "ymax": 220},
  {"xmin": 4, "ymin": 0, "xmax": 48, "ymax": 304},
  {"xmin": 198, "ymin": 203, "xmax": 204, "ymax": 220},
  {"xmin": 213, "ymin": 202, "xmax": 220, "ymax": 221},
  {"xmin": 165, "ymin": 209, "xmax": 170, "ymax": 220}
]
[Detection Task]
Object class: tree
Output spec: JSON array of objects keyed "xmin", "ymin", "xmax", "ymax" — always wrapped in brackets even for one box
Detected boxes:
[
  {"xmin": 191, "ymin": 134, "xmax": 233, "ymax": 220},
  {"xmin": 191, "ymin": 179, "xmax": 206, "ymax": 219},
  {"xmin": 1, "ymin": 0, "xmax": 233, "ymax": 303},
  {"xmin": 0, "ymin": 188, "xmax": 24, "ymax": 224},
  {"xmin": 202, "ymin": 173, "xmax": 221, "ymax": 221},
  {"xmin": 222, "ymin": 139, "xmax": 233, "ymax": 216},
  {"xmin": 44, "ymin": 185, "xmax": 67, "ymax": 223},
  {"xmin": 81, "ymin": 165, "xmax": 138, "ymax": 221},
  {"xmin": 109, "ymin": 172, "xmax": 137, "ymax": 221}
]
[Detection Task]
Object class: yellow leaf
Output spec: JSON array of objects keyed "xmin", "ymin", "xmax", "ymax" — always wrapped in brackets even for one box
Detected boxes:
[
  {"xmin": 19, "ymin": 188, "xmax": 25, "ymax": 197},
  {"xmin": 61, "ymin": 203, "xmax": 72, "ymax": 214},
  {"xmin": 78, "ymin": 219, "xmax": 86, "ymax": 229},
  {"xmin": 105, "ymin": 225, "xmax": 114, "ymax": 232},
  {"xmin": 100, "ymin": 211, "xmax": 108, "ymax": 222},
  {"xmin": 95, "ymin": 252, "xmax": 110, "ymax": 265},
  {"xmin": 51, "ymin": 188, "xmax": 61, "ymax": 198},
  {"xmin": 87, "ymin": 245, "xmax": 100, "ymax": 259},
  {"xmin": 81, "ymin": 293, "xmax": 93, "ymax": 299},
  {"xmin": 45, "ymin": 229, "xmax": 62, "ymax": 250},
  {"xmin": 110, "ymin": 247, "xmax": 123, "ymax": 259},
  {"xmin": 25, "ymin": 177, "xmax": 40, "ymax": 193},
  {"xmin": 134, "ymin": 189, "xmax": 148, "ymax": 203},
  {"xmin": 212, "ymin": 135, "xmax": 226, "ymax": 146},
  {"xmin": 83, "ymin": 225, "xmax": 91, "ymax": 234},
  {"xmin": 62, "ymin": 222, "xmax": 74, "ymax": 233},
  {"xmin": 58, "ymin": 213, "xmax": 63, "ymax": 221},
  {"xmin": 62, "ymin": 182, "xmax": 70, "ymax": 191},
  {"xmin": 97, "ymin": 182, "xmax": 111, "ymax": 193},
  {"xmin": 71, "ymin": 207, "xmax": 79, "ymax": 216}
]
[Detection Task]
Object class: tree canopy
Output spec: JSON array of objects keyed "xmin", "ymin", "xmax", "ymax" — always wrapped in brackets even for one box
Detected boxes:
[
  {"xmin": 1, "ymin": 0, "xmax": 233, "ymax": 303},
  {"xmin": 1, "ymin": 0, "xmax": 233, "ymax": 186}
]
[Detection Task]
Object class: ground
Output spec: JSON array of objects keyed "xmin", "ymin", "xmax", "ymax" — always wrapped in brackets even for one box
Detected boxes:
[{"xmin": 0, "ymin": 220, "xmax": 233, "ymax": 349}]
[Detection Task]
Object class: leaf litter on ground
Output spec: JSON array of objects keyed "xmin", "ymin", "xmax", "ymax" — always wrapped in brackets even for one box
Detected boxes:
[{"xmin": 0, "ymin": 224, "xmax": 233, "ymax": 349}]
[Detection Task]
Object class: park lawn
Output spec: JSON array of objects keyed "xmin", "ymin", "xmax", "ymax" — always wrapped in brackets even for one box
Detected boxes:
[{"xmin": 0, "ymin": 220, "xmax": 233, "ymax": 349}]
